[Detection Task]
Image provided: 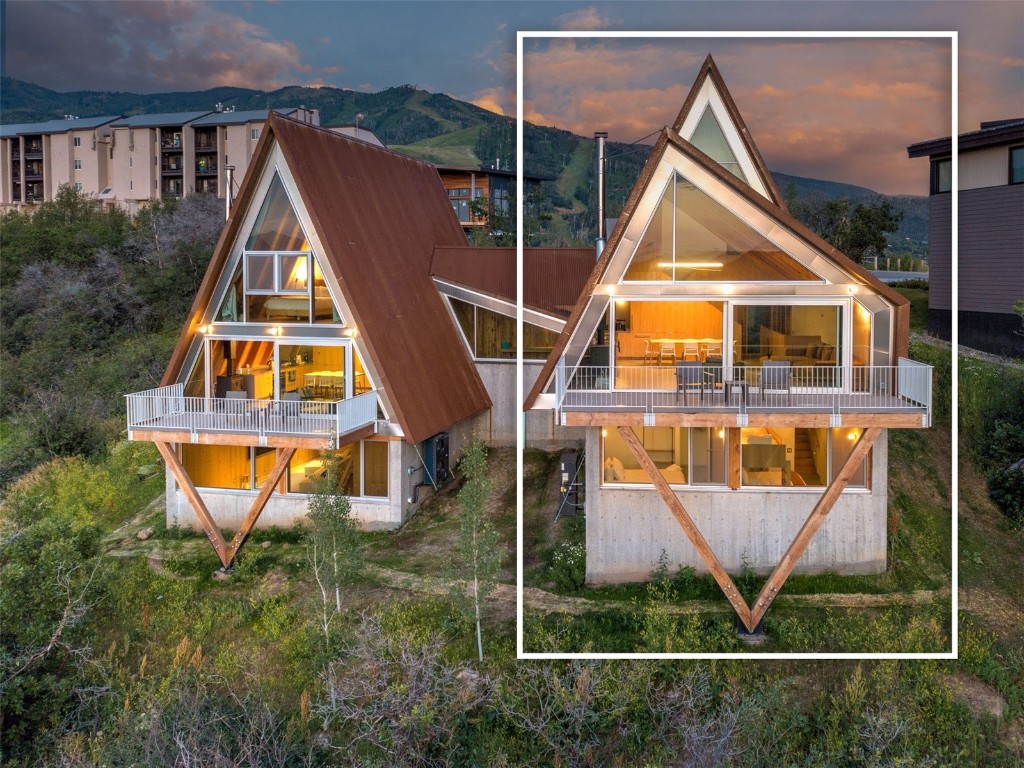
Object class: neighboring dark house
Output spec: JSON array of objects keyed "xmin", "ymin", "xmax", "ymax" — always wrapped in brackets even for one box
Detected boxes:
[
  {"xmin": 907, "ymin": 119, "xmax": 1024, "ymax": 356},
  {"xmin": 435, "ymin": 165, "xmax": 549, "ymax": 235}
]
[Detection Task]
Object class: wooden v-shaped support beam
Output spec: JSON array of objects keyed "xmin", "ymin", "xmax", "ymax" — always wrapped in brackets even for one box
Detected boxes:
[
  {"xmin": 155, "ymin": 442, "xmax": 296, "ymax": 570},
  {"xmin": 617, "ymin": 427, "xmax": 751, "ymax": 627},
  {"xmin": 617, "ymin": 426, "xmax": 880, "ymax": 633}
]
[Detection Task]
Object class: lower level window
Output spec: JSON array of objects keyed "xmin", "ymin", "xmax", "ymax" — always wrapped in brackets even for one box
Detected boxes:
[
  {"xmin": 181, "ymin": 441, "xmax": 390, "ymax": 497},
  {"xmin": 602, "ymin": 426, "xmax": 726, "ymax": 486},
  {"xmin": 288, "ymin": 440, "xmax": 389, "ymax": 498},
  {"xmin": 740, "ymin": 427, "xmax": 867, "ymax": 488}
]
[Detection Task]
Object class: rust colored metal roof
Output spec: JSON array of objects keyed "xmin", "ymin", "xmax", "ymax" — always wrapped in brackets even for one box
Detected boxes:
[
  {"xmin": 524, "ymin": 126, "xmax": 910, "ymax": 409},
  {"xmin": 163, "ymin": 114, "xmax": 491, "ymax": 444},
  {"xmin": 431, "ymin": 246, "xmax": 596, "ymax": 318},
  {"xmin": 672, "ymin": 54, "xmax": 786, "ymax": 211}
]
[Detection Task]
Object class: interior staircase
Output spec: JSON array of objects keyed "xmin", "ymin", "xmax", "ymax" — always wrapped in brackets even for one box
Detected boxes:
[{"xmin": 793, "ymin": 430, "xmax": 821, "ymax": 486}]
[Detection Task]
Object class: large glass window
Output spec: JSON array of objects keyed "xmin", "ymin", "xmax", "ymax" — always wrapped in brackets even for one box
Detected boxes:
[
  {"xmin": 733, "ymin": 304, "xmax": 843, "ymax": 373},
  {"xmin": 739, "ymin": 427, "xmax": 868, "ymax": 489},
  {"xmin": 181, "ymin": 445, "xmax": 260, "ymax": 490},
  {"xmin": 602, "ymin": 427, "xmax": 725, "ymax": 487},
  {"xmin": 287, "ymin": 441, "xmax": 389, "ymax": 497},
  {"xmin": 624, "ymin": 172, "xmax": 820, "ymax": 282},
  {"xmin": 830, "ymin": 428, "xmax": 868, "ymax": 488},
  {"xmin": 611, "ymin": 300, "xmax": 724, "ymax": 369},
  {"xmin": 237, "ymin": 173, "xmax": 341, "ymax": 324},
  {"xmin": 448, "ymin": 298, "xmax": 558, "ymax": 360},
  {"xmin": 206, "ymin": 340, "xmax": 350, "ymax": 400}
]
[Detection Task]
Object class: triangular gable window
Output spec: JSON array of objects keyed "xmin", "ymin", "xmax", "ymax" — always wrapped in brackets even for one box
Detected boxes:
[
  {"xmin": 246, "ymin": 172, "xmax": 308, "ymax": 252},
  {"xmin": 623, "ymin": 171, "xmax": 820, "ymax": 282},
  {"xmin": 210, "ymin": 172, "xmax": 343, "ymax": 324},
  {"xmin": 691, "ymin": 106, "xmax": 746, "ymax": 182}
]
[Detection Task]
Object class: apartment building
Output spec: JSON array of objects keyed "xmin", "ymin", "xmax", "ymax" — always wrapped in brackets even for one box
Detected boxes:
[
  {"xmin": 0, "ymin": 107, "xmax": 319, "ymax": 214},
  {"xmin": 0, "ymin": 115, "xmax": 120, "ymax": 205}
]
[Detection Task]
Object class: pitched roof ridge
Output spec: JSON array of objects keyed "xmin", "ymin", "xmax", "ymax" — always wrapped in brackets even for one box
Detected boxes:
[
  {"xmin": 268, "ymin": 111, "xmax": 440, "ymax": 170},
  {"xmin": 671, "ymin": 53, "xmax": 785, "ymax": 210}
]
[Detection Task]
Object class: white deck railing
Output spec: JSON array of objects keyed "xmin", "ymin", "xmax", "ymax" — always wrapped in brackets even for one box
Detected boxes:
[
  {"xmin": 126, "ymin": 388, "xmax": 378, "ymax": 446},
  {"xmin": 557, "ymin": 361, "xmax": 932, "ymax": 425}
]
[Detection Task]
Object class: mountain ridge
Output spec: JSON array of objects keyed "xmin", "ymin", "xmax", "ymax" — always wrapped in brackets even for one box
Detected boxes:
[{"xmin": 0, "ymin": 77, "xmax": 926, "ymax": 250}]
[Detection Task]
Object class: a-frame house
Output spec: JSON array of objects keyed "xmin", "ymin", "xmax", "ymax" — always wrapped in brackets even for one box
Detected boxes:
[
  {"xmin": 526, "ymin": 56, "xmax": 933, "ymax": 631},
  {"xmin": 126, "ymin": 115, "xmax": 496, "ymax": 567}
]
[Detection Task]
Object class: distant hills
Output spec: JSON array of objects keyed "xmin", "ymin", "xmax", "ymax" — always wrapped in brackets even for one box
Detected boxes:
[{"xmin": 0, "ymin": 77, "xmax": 926, "ymax": 252}]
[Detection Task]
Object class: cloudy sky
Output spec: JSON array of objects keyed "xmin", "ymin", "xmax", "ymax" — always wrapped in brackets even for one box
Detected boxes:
[{"xmin": 3, "ymin": 0, "xmax": 1021, "ymax": 195}]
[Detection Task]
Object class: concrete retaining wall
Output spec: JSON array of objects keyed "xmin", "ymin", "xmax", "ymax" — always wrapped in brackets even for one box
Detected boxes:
[{"xmin": 584, "ymin": 428, "xmax": 889, "ymax": 582}]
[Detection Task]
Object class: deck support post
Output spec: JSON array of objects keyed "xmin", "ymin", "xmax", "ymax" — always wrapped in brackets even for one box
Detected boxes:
[
  {"xmin": 747, "ymin": 426, "xmax": 880, "ymax": 628},
  {"xmin": 617, "ymin": 427, "xmax": 753, "ymax": 630},
  {"xmin": 156, "ymin": 442, "xmax": 297, "ymax": 570},
  {"xmin": 617, "ymin": 425, "xmax": 881, "ymax": 634},
  {"xmin": 224, "ymin": 447, "xmax": 295, "ymax": 568},
  {"xmin": 155, "ymin": 441, "xmax": 231, "ymax": 568}
]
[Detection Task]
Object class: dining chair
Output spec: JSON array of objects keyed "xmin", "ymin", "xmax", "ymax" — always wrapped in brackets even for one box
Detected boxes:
[
  {"xmin": 659, "ymin": 343, "xmax": 677, "ymax": 365},
  {"xmin": 682, "ymin": 341, "xmax": 700, "ymax": 361},
  {"xmin": 676, "ymin": 361, "xmax": 704, "ymax": 404}
]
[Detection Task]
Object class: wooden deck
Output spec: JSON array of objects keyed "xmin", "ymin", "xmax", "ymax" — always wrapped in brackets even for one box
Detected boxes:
[{"xmin": 125, "ymin": 387, "xmax": 378, "ymax": 448}]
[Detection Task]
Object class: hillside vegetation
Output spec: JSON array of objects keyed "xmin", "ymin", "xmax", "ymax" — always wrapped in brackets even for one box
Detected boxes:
[{"xmin": 0, "ymin": 190, "xmax": 1021, "ymax": 764}]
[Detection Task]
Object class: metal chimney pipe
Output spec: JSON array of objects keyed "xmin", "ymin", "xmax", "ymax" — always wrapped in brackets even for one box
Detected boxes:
[
  {"xmin": 224, "ymin": 165, "xmax": 235, "ymax": 220},
  {"xmin": 594, "ymin": 131, "xmax": 608, "ymax": 258}
]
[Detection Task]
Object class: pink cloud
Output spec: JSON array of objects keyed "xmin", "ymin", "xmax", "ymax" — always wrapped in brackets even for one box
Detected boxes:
[
  {"xmin": 5, "ymin": 0, "xmax": 323, "ymax": 92},
  {"xmin": 524, "ymin": 39, "xmax": 953, "ymax": 194},
  {"xmin": 555, "ymin": 7, "xmax": 614, "ymax": 31}
]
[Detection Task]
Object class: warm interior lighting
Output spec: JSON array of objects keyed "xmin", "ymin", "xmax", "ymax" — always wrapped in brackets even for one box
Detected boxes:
[
  {"xmin": 293, "ymin": 258, "xmax": 308, "ymax": 287},
  {"xmin": 198, "ymin": 324, "xmax": 211, "ymax": 334},
  {"xmin": 268, "ymin": 326, "xmax": 283, "ymax": 336},
  {"xmin": 718, "ymin": 428, "xmax": 725, "ymax": 439},
  {"xmin": 657, "ymin": 261, "xmax": 724, "ymax": 270},
  {"xmin": 601, "ymin": 429, "xmax": 608, "ymax": 438},
  {"xmin": 345, "ymin": 327, "xmax": 358, "ymax": 338},
  {"xmin": 848, "ymin": 430, "xmax": 858, "ymax": 441},
  {"xmin": 300, "ymin": 239, "xmax": 310, "ymax": 252},
  {"xmin": 616, "ymin": 299, "xmax": 626, "ymax": 306}
]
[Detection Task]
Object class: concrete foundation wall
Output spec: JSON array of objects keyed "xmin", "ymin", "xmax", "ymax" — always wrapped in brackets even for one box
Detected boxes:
[
  {"xmin": 584, "ymin": 428, "xmax": 889, "ymax": 583},
  {"xmin": 475, "ymin": 361, "xmax": 586, "ymax": 449}
]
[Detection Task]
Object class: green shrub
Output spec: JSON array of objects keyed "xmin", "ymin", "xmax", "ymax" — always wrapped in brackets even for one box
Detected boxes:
[
  {"xmin": 550, "ymin": 540, "xmax": 586, "ymax": 592},
  {"xmin": 988, "ymin": 463, "xmax": 1024, "ymax": 527}
]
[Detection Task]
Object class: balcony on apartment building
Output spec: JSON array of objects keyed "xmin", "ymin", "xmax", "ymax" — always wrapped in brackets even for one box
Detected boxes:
[
  {"xmin": 554, "ymin": 359, "xmax": 933, "ymax": 429},
  {"xmin": 23, "ymin": 140, "xmax": 43, "ymax": 159},
  {"xmin": 161, "ymin": 178, "xmax": 184, "ymax": 199},
  {"xmin": 161, "ymin": 157, "xmax": 184, "ymax": 175},
  {"xmin": 194, "ymin": 128, "xmax": 217, "ymax": 152},
  {"xmin": 195, "ymin": 155, "xmax": 218, "ymax": 175},
  {"xmin": 23, "ymin": 162, "xmax": 44, "ymax": 181},
  {"xmin": 24, "ymin": 183, "xmax": 44, "ymax": 203},
  {"xmin": 126, "ymin": 384, "xmax": 379, "ymax": 449},
  {"xmin": 160, "ymin": 132, "xmax": 184, "ymax": 152}
]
